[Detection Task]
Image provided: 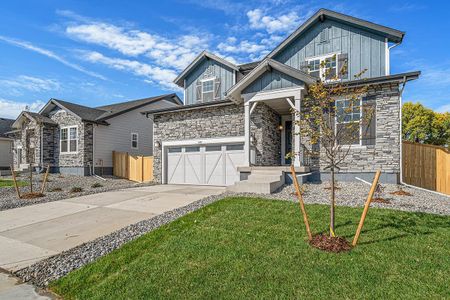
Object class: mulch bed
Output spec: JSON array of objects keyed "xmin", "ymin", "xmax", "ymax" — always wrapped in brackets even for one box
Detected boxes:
[
  {"xmin": 390, "ymin": 189, "xmax": 413, "ymax": 196},
  {"xmin": 21, "ymin": 192, "xmax": 45, "ymax": 199},
  {"xmin": 309, "ymin": 233, "xmax": 352, "ymax": 253},
  {"xmin": 372, "ymin": 197, "xmax": 391, "ymax": 204}
]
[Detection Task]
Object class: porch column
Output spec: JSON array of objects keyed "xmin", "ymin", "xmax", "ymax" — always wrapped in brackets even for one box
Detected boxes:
[
  {"xmin": 244, "ymin": 102, "xmax": 251, "ymax": 166},
  {"xmin": 294, "ymin": 95, "xmax": 302, "ymax": 167}
]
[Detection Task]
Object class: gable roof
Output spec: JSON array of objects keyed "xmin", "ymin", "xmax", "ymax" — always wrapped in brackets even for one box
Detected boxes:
[
  {"xmin": 174, "ymin": 51, "xmax": 239, "ymax": 87},
  {"xmin": 38, "ymin": 94, "xmax": 181, "ymax": 124},
  {"xmin": 12, "ymin": 111, "xmax": 57, "ymax": 129},
  {"xmin": 267, "ymin": 8, "xmax": 405, "ymax": 60},
  {"xmin": 95, "ymin": 93, "xmax": 182, "ymax": 121},
  {"xmin": 0, "ymin": 118, "xmax": 14, "ymax": 138},
  {"xmin": 226, "ymin": 58, "xmax": 317, "ymax": 102}
]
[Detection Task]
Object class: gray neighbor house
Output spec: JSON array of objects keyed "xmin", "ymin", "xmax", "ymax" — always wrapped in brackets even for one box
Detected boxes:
[
  {"xmin": 10, "ymin": 94, "xmax": 181, "ymax": 175},
  {"xmin": 145, "ymin": 9, "xmax": 420, "ymax": 193}
]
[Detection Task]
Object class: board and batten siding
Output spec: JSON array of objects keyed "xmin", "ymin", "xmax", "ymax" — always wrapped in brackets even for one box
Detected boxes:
[
  {"xmin": 94, "ymin": 99, "xmax": 178, "ymax": 168},
  {"xmin": 0, "ymin": 139, "xmax": 13, "ymax": 167},
  {"xmin": 185, "ymin": 58, "xmax": 235, "ymax": 105},
  {"xmin": 273, "ymin": 19, "xmax": 387, "ymax": 79},
  {"xmin": 242, "ymin": 69, "xmax": 304, "ymax": 94}
]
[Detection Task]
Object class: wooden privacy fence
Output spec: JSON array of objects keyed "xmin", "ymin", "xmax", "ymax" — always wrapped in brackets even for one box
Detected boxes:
[
  {"xmin": 402, "ymin": 141, "xmax": 450, "ymax": 195},
  {"xmin": 112, "ymin": 151, "xmax": 154, "ymax": 183}
]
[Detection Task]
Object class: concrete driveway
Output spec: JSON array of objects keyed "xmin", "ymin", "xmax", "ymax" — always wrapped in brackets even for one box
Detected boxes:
[{"xmin": 0, "ymin": 184, "xmax": 224, "ymax": 272}]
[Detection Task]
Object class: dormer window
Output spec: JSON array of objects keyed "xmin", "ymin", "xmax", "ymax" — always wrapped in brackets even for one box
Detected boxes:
[{"xmin": 201, "ymin": 78, "xmax": 215, "ymax": 102}]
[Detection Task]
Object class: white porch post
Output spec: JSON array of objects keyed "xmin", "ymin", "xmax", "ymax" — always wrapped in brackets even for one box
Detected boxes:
[
  {"xmin": 294, "ymin": 94, "xmax": 302, "ymax": 167},
  {"xmin": 244, "ymin": 102, "xmax": 251, "ymax": 166}
]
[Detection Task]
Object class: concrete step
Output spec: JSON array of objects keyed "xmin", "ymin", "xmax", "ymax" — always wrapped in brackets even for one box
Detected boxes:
[
  {"xmin": 247, "ymin": 174, "xmax": 283, "ymax": 182},
  {"xmin": 227, "ymin": 179, "xmax": 284, "ymax": 194}
]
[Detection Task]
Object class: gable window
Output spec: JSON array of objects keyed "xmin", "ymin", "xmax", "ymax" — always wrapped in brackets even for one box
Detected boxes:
[
  {"xmin": 202, "ymin": 78, "xmax": 214, "ymax": 102},
  {"xmin": 60, "ymin": 126, "xmax": 78, "ymax": 153},
  {"xmin": 307, "ymin": 54, "xmax": 338, "ymax": 81},
  {"xmin": 335, "ymin": 99, "xmax": 361, "ymax": 145},
  {"xmin": 131, "ymin": 133, "xmax": 138, "ymax": 149}
]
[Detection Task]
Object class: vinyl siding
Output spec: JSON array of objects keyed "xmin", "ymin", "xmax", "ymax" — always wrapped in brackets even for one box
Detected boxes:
[
  {"xmin": 185, "ymin": 58, "xmax": 235, "ymax": 105},
  {"xmin": 94, "ymin": 99, "xmax": 178, "ymax": 167},
  {"xmin": 242, "ymin": 69, "xmax": 304, "ymax": 94},
  {"xmin": 273, "ymin": 19, "xmax": 386, "ymax": 79},
  {"xmin": 0, "ymin": 139, "xmax": 13, "ymax": 167}
]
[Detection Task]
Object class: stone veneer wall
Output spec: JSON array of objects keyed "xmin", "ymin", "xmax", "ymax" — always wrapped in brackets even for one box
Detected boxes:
[
  {"xmin": 152, "ymin": 102, "xmax": 282, "ymax": 183},
  {"xmin": 301, "ymin": 82, "xmax": 401, "ymax": 182},
  {"xmin": 12, "ymin": 118, "xmax": 41, "ymax": 167}
]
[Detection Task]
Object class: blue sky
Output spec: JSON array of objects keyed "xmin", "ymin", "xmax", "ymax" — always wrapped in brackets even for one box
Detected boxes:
[{"xmin": 0, "ymin": 0, "xmax": 448, "ymax": 119}]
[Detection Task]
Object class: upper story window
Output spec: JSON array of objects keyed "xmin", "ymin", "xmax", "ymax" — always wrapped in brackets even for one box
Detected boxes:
[
  {"xmin": 60, "ymin": 126, "xmax": 78, "ymax": 153},
  {"xmin": 202, "ymin": 78, "xmax": 215, "ymax": 102},
  {"xmin": 307, "ymin": 54, "xmax": 338, "ymax": 81},
  {"xmin": 131, "ymin": 133, "xmax": 138, "ymax": 149}
]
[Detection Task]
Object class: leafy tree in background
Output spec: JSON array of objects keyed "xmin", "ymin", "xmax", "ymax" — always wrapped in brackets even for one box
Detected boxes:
[{"xmin": 402, "ymin": 102, "xmax": 450, "ymax": 146}]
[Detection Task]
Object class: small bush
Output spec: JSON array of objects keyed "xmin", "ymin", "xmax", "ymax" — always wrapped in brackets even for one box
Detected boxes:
[
  {"xmin": 49, "ymin": 187, "xmax": 62, "ymax": 192},
  {"xmin": 70, "ymin": 186, "xmax": 83, "ymax": 193},
  {"xmin": 91, "ymin": 182, "xmax": 103, "ymax": 188}
]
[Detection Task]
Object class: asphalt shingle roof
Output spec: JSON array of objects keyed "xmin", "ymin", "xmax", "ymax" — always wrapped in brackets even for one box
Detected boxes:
[{"xmin": 0, "ymin": 118, "xmax": 14, "ymax": 137}]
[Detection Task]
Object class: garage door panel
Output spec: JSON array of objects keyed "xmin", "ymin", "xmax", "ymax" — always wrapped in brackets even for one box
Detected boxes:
[
  {"xmin": 225, "ymin": 152, "xmax": 244, "ymax": 186},
  {"xmin": 167, "ymin": 154, "xmax": 184, "ymax": 184},
  {"xmin": 185, "ymin": 153, "xmax": 202, "ymax": 184},
  {"xmin": 205, "ymin": 152, "xmax": 224, "ymax": 185}
]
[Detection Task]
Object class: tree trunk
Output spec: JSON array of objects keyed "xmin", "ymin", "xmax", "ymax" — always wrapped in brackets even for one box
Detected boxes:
[
  {"xmin": 330, "ymin": 167, "xmax": 335, "ymax": 236},
  {"xmin": 29, "ymin": 163, "xmax": 33, "ymax": 194}
]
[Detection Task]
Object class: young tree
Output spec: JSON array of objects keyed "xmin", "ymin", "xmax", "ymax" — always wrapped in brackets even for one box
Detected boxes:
[{"xmin": 292, "ymin": 59, "xmax": 373, "ymax": 237}]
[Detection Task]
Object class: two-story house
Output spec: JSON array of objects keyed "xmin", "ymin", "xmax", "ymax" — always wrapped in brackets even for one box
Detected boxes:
[{"xmin": 145, "ymin": 9, "xmax": 420, "ymax": 192}]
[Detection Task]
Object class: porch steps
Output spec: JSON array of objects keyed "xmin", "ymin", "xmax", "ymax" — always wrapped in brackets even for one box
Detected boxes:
[{"xmin": 227, "ymin": 170, "xmax": 285, "ymax": 194}]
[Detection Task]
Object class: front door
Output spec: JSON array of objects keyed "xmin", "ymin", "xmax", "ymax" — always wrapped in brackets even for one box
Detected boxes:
[{"xmin": 284, "ymin": 120, "xmax": 292, "ymax": 165}]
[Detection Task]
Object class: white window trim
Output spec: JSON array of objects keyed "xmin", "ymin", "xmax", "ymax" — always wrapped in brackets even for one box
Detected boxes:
[
  {"xmin": 335, "ymin": 98, "xmax": 363, "ymax": 147},
  {"xmin": 200, "ymin": 77, "xmax": 215, "ymax": 102},
  {"xmin": 131, "ymin": 132, "xmax": 139, "ymax": 149},
  {"xmin": 306, "ymin": 53, "xmax": 341, "ymax": 83},
  {"xmin": 60, "ymin": 126, "xmax": 78, "ymax": 154}
]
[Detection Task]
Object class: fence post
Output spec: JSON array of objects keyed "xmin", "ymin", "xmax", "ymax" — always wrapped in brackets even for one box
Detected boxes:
[{"xmin": 112, "ymin": 151, "xmax": 115, "ymax": 177}]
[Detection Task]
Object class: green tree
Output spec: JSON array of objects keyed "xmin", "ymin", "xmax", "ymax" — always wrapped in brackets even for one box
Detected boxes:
[{"xmin": 402, "ymin": 102, "xmax": 450, "ymax": 146}]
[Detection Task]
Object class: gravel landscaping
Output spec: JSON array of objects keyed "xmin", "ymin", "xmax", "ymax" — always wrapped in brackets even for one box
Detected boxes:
[
  {"xmin": 0, "ymin": 173, "xmax": 153, "ymax": 211},
  {"xmin": 14, "ymin": 180, "xmax": 449, "ymax": 288}
]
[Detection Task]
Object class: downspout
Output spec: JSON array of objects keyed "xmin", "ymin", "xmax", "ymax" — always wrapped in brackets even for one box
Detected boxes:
[
  {"xmin": 386, "ymin": 41, "xmax": 401, "ymax": 75},
  {"xmin": 40, "ymin": 125, "xmax": 43, "ymax": 171}
]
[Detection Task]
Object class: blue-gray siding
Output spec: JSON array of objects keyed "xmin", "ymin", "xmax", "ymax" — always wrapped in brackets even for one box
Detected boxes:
[
  {"xmin": 242, "ymin": 69, "xmax": 303, "ymax": 94},
  {"xmin": 273, "ymin": 19, "xmax": 386, "ymax": 79},
  {"xmin": 185, "ymin": 58, "xmax": 235, "ymax": 105}
]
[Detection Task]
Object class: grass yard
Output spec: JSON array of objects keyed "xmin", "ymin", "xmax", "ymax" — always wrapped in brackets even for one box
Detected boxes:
[
  {"xmin": 0, "ymin": 178, "xmax": 27, "ymax": 188},
  {"xmin": 51, "ymin": 197, "xmax": 450, "ymax": 299}
]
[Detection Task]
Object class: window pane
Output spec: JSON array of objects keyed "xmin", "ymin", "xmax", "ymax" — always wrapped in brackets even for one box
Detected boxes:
[
  {"xmin": 61, "ymin": 128, "xmax": 67, "ymax": 140},
  {"xmin": 202, "ymin": 80, "xmax": 214, "ymax": 92},
  {"xmin": 185, "ymin": 146, "xmax": 200, "ymax": 152},
  {"xmin": 168, "ymin": 147, "xmax": 182, "ymax": 153},
  {"xmin": 132, "ymin": 141, "xmax": 137, "ymax": 148},
  {"xmin": 206, "ymin": 145, "xmax": 221, "ymax": 152},
  {"xmin": 226, "ymin": 144, "xmax": 244, "ymax": 151},
  {"xmin": 70, "ymin": 140, "xmax": 77, "ymax": 152},
  {"xmin": 337, "ymin": 123, "xmax": 360, "ymax": 145},
  {"xmin": 69, "ymin": 127, "xmax": 77, "ymax": 139},
  {"xmin": 203, "ymin": 91, "xmax": 214, "ymax": 102},
  {"xmin": 61, "ymin": 140, "xmax": 68, "ymax": 152}
]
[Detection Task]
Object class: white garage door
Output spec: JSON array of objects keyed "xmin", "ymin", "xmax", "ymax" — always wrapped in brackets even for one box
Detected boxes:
[{"xmin": 166, "ymin": 143, "xmax": 244, "ymax": 186}]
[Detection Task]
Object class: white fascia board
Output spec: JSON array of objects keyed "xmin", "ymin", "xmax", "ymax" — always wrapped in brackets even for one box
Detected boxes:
[{"xmin": 162, "ymin": 136, "xmax": 245, "ymax": 147}]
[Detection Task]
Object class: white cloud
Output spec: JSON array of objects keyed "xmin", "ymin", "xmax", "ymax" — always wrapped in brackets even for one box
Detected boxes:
[
  {"xmin": 0, "ymin": 98, "xmax": 45, "ymax": 119},
  {"xmin": 437, "ymin": 104, "xmax": 450, "ymax": 113},
  {"xmin": 0, "ymin": 75, "xmax": 60, "ymax": 95},
  {"xmin": 0, "ymin": 35, "xmax": 106, "ymax": 80},
  {"xmin": 247, "ymin": 9, "xmax": 301, "ymax": 34},
  {"xmin": 65, "ymin": 22, "xmax": 208, "ymax": 71},
  {"xmin": 81, "ymin": 51, "xmax": 180, "ymax": 90}
]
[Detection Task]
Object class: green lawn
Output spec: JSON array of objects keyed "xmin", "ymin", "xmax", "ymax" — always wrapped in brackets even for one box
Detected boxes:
[
  {"xmin": 0, "ymin": 178, "xmax": 27, "ymax": 188},
  {"xmin": 51, "ymin": 197, "xmax": 450, "ymax": 299}
]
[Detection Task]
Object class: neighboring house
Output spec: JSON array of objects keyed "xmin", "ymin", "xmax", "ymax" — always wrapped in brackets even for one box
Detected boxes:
[
  {"xmin": 0, "ymin": 118, "xmax": 14, "ymax": 170},
  {"xmin": 145, "ymin": 9, "xmax": 420, "ymax": 190},
  {"xmin": 10, "ymin": 94, "xmax": 181, "ymax": 175}
]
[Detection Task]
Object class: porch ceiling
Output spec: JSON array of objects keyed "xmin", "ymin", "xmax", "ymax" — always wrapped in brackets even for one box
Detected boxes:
[{"xmin": 260, "ymin": 98, "xmax": 293, "ymax": 115}]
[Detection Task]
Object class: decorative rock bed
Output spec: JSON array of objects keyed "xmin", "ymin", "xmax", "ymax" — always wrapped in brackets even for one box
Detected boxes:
[
  {"xmin": 0, "ymin": 173, "xmax": 154, "ymax": 211},
  {"xmin": 14, "ymin": 181, "xmax": 450, "ymax": 288}
]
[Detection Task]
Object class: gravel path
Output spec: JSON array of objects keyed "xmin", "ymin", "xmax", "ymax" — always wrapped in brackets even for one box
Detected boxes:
[
  {"xmin": 14, "ymin": 182, "xmax": 449, "ymax": 288},
  {"xmin": 0, "ymin": 174, "xmax": 153, "ymax": 211}
]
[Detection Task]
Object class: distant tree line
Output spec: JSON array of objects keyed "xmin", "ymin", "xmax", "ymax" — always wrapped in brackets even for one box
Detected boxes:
[{"xmin": 402, "ymin": 102, "xmax": 450, "ymax": 146}]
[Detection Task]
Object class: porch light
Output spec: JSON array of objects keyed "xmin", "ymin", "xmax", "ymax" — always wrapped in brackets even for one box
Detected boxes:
[
  {"xmin": 154, "ymin": 141, "xmax": 161, "ymax": 149},
  {"xmin": 278, "ymin": 124, "xmax": 284, "ymax": 131}
]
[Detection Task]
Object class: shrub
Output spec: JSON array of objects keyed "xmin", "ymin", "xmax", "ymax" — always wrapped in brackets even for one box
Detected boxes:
[
  {"xmin": 91, "ymin": 182, "xmax": 103, "ymax": 188},
  {"xmin": 49, "ymin": 187, "xmax": 62, "ymax": 192},
  {"xmin": 70, "ymin": 187, "xmax": 83, "ymax": 193}
]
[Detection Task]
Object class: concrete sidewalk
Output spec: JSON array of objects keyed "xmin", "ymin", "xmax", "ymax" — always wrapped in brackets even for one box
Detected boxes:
[
  {"xmin": 0, "ymin": 185, "xmax": 224, "ymax": 272},
  {"xmin": 0, "ymin": 271, "xmax": 52, "ymax": 300}
]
